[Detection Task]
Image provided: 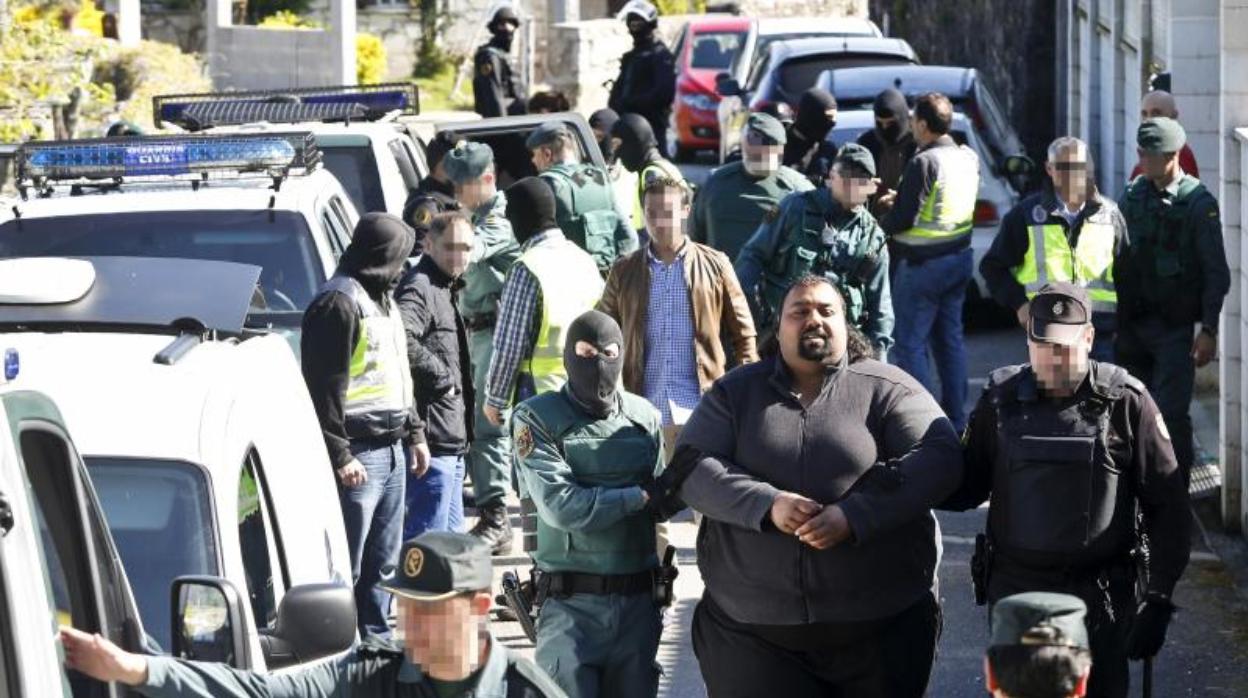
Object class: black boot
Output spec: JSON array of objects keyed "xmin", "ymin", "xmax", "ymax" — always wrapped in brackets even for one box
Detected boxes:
[{"xmin": 470, "ymin": 502, "xmax": 513, "ymax": 555}]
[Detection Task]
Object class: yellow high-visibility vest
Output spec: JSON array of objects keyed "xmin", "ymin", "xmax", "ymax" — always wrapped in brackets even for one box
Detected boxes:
[
  {"xmin": 517, "ymin": 237, "xmax": 605, "ymax": 394},
  {"xmin": 894, "ymin": 144, "xmax": 979, "ymax": 247},
  {"xmin": 1012, "ymin": 222, "xmax": 1118, "ymax": 313}
]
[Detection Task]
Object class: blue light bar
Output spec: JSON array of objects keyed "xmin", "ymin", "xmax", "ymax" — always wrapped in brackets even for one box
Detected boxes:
[
  {"xmin": 17, "ymin": 133, "xmax": 318, "ymax": 185},
  {"xmin": 153, "ymin": 83, "xmax": 420, "ymax": 129}
]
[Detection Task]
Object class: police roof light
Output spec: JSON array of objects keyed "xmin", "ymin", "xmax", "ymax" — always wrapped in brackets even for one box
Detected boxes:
[
  {"xmin": 16, "ymin": 132, "xmax": 319, "ymax": 185},
  {"xmin": 153, "ymin": 82, "xmax": 421, "ymax": 129}
]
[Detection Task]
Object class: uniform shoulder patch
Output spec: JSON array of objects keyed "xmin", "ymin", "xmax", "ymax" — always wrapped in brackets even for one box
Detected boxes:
[
  {"xmin": 414, "ymin": 206, "xmax": 433, "ymax": 225},
  {"xmin": 479, "ymin": 61, "xmax": 493, "ymax": 76},
  {"xmin": 515, "ymin": 423, "xmax": 536, "ymax": 459}
]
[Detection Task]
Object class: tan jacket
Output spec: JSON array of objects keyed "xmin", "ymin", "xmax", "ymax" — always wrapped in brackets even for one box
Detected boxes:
[{"xmin": 598, "ymin": 241, "xmax": 758, "ymax": 394}]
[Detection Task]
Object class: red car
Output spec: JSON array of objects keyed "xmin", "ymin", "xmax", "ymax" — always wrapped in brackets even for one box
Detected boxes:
[{"xmin": 668, "ymin": 16, "xmax": 750, "ymax": 161}]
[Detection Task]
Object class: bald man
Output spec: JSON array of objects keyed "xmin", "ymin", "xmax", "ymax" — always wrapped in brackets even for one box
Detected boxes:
[{"xmin": 1129, "ymin": 91, "xmax": 1199, "ymax": 180}]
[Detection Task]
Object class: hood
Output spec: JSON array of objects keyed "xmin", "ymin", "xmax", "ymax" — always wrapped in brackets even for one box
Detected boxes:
[
  {"xmin": 795, "ymin": 88, "xmax": 838, "ymax": 142},
  {"xmin": 505, "ymin": 177, "xmax": 558, "ymax": 245},
  {"xmin": 873, "ymin": 88, "xmax": 911, "ymax": 142},
  {"xmin": 336, "ymin": 212, "xmax": 415, "ymax": 295},
  {"xmin": 590, "ymin": 108, "xmax": 620, "ymax": 162},
  {"xmin": 610, "ymin": 113, "xmax": 659, "ymax": 172}
]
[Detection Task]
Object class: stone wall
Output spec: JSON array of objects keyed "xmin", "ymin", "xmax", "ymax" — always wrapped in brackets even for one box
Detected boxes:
[
  {"xmin": 357, "ymin": 7, "xmax": 422, "ymax": 80},
  {"xmin": 141, "ymin": 8, "xmax": 204, "ymax": 53},
  {"xmin": 868, "ymin": 0, "xmax": 1057, "ymax": 162}
]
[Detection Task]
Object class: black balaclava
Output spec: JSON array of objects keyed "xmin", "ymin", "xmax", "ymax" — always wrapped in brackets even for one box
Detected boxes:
[
  {"xmin": 590, "ymin": 108, "xmax": 621, "ymax": 164},
  {"xmin": 611, "ymin": 113, "xmax": 658, "ymax": 172},
  {"xmin": 488, "ymin": 7, "xmax": 520, "ymax": 52},
  {"xmin": 338, "ymin": 212, "xmax": 415, "ymax": 296},
  {"xmin": 564, "ymin": 310, "xmax": 625, "ymax": 418},
  {"xmin": 505, "ymin": 177, "xmax": 558, "ymax": 246},
  {"xmin": 873, "ymin": 88, "xmax": 910, "ymax": 144},
  {"xmin": 795, "ymin": 88, "xmax": 838, "ymax": 142}
]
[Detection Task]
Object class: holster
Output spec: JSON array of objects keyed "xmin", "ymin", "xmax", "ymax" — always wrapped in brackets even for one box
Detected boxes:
[
  {"xmin": 972, "ymin": 533, "xmax": 993, "ymax": 606},
  {"xmin": 652, "ymin": 546, "xmax": 679, "ymax": 607}
]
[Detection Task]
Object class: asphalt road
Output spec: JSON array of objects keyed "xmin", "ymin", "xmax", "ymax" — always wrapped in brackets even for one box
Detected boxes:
[{"xmin": 481, "ymin": 158, "xmax": 1248, "ymax": 696}]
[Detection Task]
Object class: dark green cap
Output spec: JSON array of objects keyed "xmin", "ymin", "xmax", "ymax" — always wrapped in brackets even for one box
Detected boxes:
[
  {"xmin": 744, "ymin": 112, "xmax": 787, "ymax": 146},
  {"xmin": 834, "ymin": 142, "xmax": 876, "ymax": 178},
  {"xmin": 379, "ymin": 532, "xmax": 493, "ymax": 601},
  {"xmin": 444, "ymin": 141, "xmax": 495, "ymax": 184},
  {"xmin": 1137, "ymin": 117, "xmax": 1186, "ymax": 154},
  {"xmin": 525, "ymin": 121, "xmax": 573, "ymax": 150},
  {"xmin": 990, "ymin": 592, "xmax": 1090, "ymax": 649}
]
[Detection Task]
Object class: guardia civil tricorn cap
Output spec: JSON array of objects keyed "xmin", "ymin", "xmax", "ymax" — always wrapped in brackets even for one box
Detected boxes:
[
  {"xmin": 990, "ymin": 592, "xmax": 1090, "ymax": 650},
  {"xmin": 1028, "ymin": 281, "xmax": 1091, "ymax": 346},
  {"xmin": 379, "ymin": 532, "xmax": 493, "ymax": 601}
]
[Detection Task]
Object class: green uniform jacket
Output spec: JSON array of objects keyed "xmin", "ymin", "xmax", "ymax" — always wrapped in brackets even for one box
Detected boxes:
[
  {"xmin": 459, "ymin": 191, "xmax": 521, "ymax": 325},
  {"xmin": 512, "ymin": 388, "xmax": 664, "ymax": 575},
  {"xmin": 138, "ymin": 637, "xmax": 567, "ymax": 698},
  {"xmin": 540, "ymin": 162, "xmax": 638, "ymax": 272},
  {"xmin": 689, "ymin": 161, "xmax": 813, "ymax": 262}
]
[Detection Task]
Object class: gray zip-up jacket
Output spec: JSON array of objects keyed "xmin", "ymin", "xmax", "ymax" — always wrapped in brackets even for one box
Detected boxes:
[{"xmin": 677, "ymin": 354, "xmax": 962, "ymax": 625}]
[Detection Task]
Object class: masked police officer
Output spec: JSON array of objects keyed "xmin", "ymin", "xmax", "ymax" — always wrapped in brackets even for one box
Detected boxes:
[
  {"xmin": 526, "ymin": 121, "xmax": 638, "ymax": 274},
  {"xmin": 62, "ymin": 532, "xmax": 568, "ymax": 697},
  {"xmin": 782, "ymin": 88, "xmax": 840, "ymax": 187},
  {"xmin": 736, "ymin": 143, "xmax": 893, "ymax": 357},
  {"xmin": 512, "ymin": 310, "xmax": 674, "ymax": 698},
  {"xmin": 690, "ymin": 112, "xmax": 813, "ymax": 262},
  {"xmin": 609, "ymin": 113, "xmax": 686, "ymax": 235},
  {"xmin": 946, "ymin": 282, "xmax": 1191, "ymax": 698},
  {"xmin": 1116, "ymin": 117, "xmax": 1230, "ymax": 485},
  {"xmin": 473, "ymin": 4, "xmax": 527, "ymax": 118},
  {"xmin": 403, "ymin": 130, "xmax": 460, "ymax": 256},
  {"xmin": 608, "ymin": 0, "xmax": 676, "ymax": 158}
]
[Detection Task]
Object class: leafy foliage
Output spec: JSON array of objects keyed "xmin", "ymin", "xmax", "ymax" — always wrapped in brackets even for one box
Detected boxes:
[{"xmin": 356, "ymin": 33, "xmax": 387, "ymax": 84}]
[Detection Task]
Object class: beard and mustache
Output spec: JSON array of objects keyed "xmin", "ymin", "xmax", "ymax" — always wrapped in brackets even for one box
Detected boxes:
[{"xmin": 798, "ymin": 325, "xmax": 834, "ymax": 362}]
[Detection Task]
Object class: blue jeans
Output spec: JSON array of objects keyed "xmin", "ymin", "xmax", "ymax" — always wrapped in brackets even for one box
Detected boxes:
[
  {"xmin": 338, "ymin": 439, "xmax": 407, "ymax": 639},
  {"xmin": 404, "ymin": 454, "xmax": 466, "ymax": 538},
  {"xmin": 891, "ymin": 248, "xmax": 973, "ymax": 432}
]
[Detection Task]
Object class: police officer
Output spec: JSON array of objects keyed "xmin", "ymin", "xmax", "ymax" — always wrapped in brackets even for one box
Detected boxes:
[
  {"xmin": 857, "ymin": 88, "xmax": 917, "ymax": 218},
  {"xmin": 947, "ymin": 282, "xmax": 1191, "ymax": 698},
  {"xmin": 690, "ymin": 112, "xmax": 813, "ymax": 262},
  {"xmin": 62, "ymin": 532, "xmax": 568, "ymax": 698},
  {"xmin": 980, "ymin": 136, "xmax": 1128, "ymax": 361},
  {"xmin": 473, "ymin": 5, "xmax": 527, "ymax": 118},
  {"xmin": 609, "ymin": 113, "xmax": 686, "ymax": 235},
  {"xmin": 526, "ymin": 121, "xmax": 638, "ymax": 273},
  {"xmin": 590, "ymin": 108, "xmax": 639, "ymax": 222},
  {"xmin": 402, "ymin": 130, "xmax": 460, "ymax": 256},
  {"xmin": 444, "ymin": 142, "xmax": 522, "ymax": 555},
  {"xmin": 782, "ymin": 88, "xmax": 839, "ymax": 187},
  {"xmin": 512, "ymin": 310, "xmax": 674, "ymax": 698},
  {"xmin": 1116, "ymin": 117, "xmax": 1230, "ymax": 484},
  {"xmin": 607, "ymin": 0, "xmax": 676, "ymax": 158},
  {"xmin": 736, "ymin": 143, "xmax": 893, "ymax": 356}
]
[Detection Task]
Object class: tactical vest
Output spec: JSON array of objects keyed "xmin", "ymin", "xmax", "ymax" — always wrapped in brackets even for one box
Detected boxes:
[
  {"xmin": 526, "ymin": 391, "xmax": 660, "ymax": 575},
  {"xmin": 515, "ymin": 238, "xmax": 605, "ymax": 396},
  {"xmin": 1118, "ymin": 175, "xmax": 1209, "ymax": 323},
  {"xmin": 1011, "ymin": 213, "xmax": 1117, "ymax": 314},
  {"xmin": 760, "ymin": 190, "xmax": 884, "ymax": 330},
  {"xmin": 322, "ymin": 276, "xmax": 414, "ymax": 437},
  {"xmin": 985, "ymin": 363, "xmax": 1137, "ymax": 571},
  {"xmin": 632, "ymin": 159, "xmax": 686, "ymax": 230},
  {"xmin": 893, "ymin": 144, "xmax": 979, "ymax": 248},
  {"xmin": 542, "ymin": 163, "xmax": 624, "ymax": 272},
  {"xmin": 349, "ymin": 640, "xmax": 557, "ymax": 697}
]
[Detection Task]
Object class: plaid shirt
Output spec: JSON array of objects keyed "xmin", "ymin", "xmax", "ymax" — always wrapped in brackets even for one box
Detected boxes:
[
  {"xmin": 642, "ymin": 243, "xmax": 701, "ymax": 425},
  {"xmin": 484, "ymin": 229, "xmax": 562, "ymax": 410}
]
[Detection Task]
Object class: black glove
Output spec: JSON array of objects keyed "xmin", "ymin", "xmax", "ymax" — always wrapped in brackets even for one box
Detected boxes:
[
  {"xmin": 1127, "ymin": 593, "xmax": 1177, "ymax": 659},
  {"xmin": 642, "ymin": 477, "xmax": 685, "ymax": 521}
]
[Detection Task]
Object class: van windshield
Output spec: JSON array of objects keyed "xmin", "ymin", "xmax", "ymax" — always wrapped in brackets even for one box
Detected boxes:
[
  {"xmin": 320, "ymin": 144, "xmax": 386, "ymax": 215},
  {"xmin": 85, "ymin": 458, "xmax": 219, "ymax": 652}
]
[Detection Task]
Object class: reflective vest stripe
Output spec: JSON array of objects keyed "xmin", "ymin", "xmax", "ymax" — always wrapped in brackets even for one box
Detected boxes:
[
  {"xmin": 323, "ymin": 276, "xmax": 413, "ymax": 417},
  {"xmin": 518, "ymin": 239, "xmax": 605, "ymax": 395},
  {"xmin": 1013, "ymin": 222, "xmax": 1117, "ymax": 312},
  {"xmin": 894, "ymin": 145, "xmax": 979, "ymax": 246}
]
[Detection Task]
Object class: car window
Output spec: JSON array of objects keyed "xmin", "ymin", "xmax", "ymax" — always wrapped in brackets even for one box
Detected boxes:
[
  {"xmin": 319, "ymin": 198, "xmax": 352, "ymax": 258},
  {"xmin": 974, "ymin": 80, "xmax": 1014, "ymax": 157},
  {"xmin": 319, "ymin": 144, "xmax": 386, "ymax": 215},
  {"xmin": 238, "ymin": 451, "xmax": 287, "ymax": 631},
  {"xmin": 672, "ymin": 25, "xmax": 688, "ymax": 70},
  {"xmin": 779, "ymin": 55, "xmax": 916, "ymax": 96},
  {"xmin": 388, "ymin": 138, "xmax": 421, "ymax": 191},
  {"xmin": 20, "ymin": 429, "xmax": 104, "ymax": 697},
  {"xmin": 86, "ymin": 457, "xmax": 217, "ymax": 654},
  {"xmin": 690, "ymin": 32, "xmax": 746, "ymax": 70},
  {"xmin": 0, "ymin": 210, "xmax": 322, "ymax": 313},
  {"xmin": 745, "ymin": 52, "xmax": 772, "ymax": 91}
]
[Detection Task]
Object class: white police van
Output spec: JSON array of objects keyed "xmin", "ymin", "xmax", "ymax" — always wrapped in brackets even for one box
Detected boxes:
[
  {"xmin": 153, "ymin": 83, "xmax": 428, "ymax": 218},
  {"xmin": 0, "ymin": 132, "xmax": 360, "ymax": 352},
  {"xmin": 0, "ymin": 256, "xmax": 357, "ymax": 681}
]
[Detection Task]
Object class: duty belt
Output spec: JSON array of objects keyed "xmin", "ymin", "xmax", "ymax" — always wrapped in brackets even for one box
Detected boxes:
[
  {"xmin": 538, "ymin": 569, "xmax": 654, "ymax": 597},
  {"xmin": 464, "ymin": 312, "xmax": 498, "ymax": 332}
]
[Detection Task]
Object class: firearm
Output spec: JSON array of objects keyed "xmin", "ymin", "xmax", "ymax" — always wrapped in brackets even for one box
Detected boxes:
[
  {"xmin": 652, "ymin": 546, "xmax": 679, "ymax": 607},
  {"xmin": 500, "ymin": 569, "xmax": 538, "ymax": 643}
]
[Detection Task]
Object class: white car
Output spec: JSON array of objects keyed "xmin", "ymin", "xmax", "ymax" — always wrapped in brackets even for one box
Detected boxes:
[
  {"xmin": 0, "ymin": 133, "xmax": 360, "ymax": 352},
  {"xmin": 0, "ymin": 256, "xmax": 357, "ymax": 675},
  {"xmin": 828, "ymin": 110, "xmax": 1021, "ymax": 304},
  {"xmin": 153, "ymin": 84, "xmax": 429, "ymax": 218}
]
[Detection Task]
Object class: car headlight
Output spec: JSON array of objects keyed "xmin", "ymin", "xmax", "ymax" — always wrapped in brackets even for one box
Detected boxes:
[{"xmin": 681, "ymin": 93, "xmax": 719, "ymax": 112}]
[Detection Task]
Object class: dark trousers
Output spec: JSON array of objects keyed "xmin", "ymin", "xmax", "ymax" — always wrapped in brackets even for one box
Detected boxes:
[
  {"xmin": 1116, "ymin": 314, "xmax": 1196, "ymax": 481},
  {"xmin": 692, "ymin": 592, "xmax": 941, "ymax": 698}
]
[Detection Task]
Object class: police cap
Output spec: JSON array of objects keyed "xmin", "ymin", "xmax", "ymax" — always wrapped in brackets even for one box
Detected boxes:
[
  {"xmin": 525, "ymin": 121, "xmax": 574, "ymax": 150},
  {"xmin": 1028, "ymin": 281, "xmax": 1091, "ymax": 346},
  {"xmin": 443, "ymin": 141, "xmax": 495, "ymax": 185},
  {"xmin": 990, "ymin": 592, "xmax": 1090, "ymax": 650},
  {"xmin": 1137, "ymin": 117, "xmax": 1186, "ymax": 154},
  {"xmin": 834, "ymin": 143, "xmax": 877, "ymax": 178},
  {"xmin": 744, "ymin": 112, "xmax": 787, "ymax": 146},
  {"xmin": 379, "ymin": 532, "xmax": 493, "ymax": 601}
]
